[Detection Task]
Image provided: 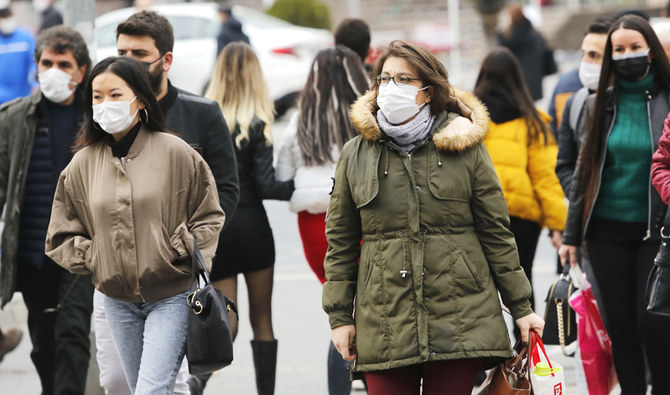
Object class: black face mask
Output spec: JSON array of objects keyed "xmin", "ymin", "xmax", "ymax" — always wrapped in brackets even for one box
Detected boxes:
[
  {"xmin": 613, "ymin": 52, "xmax": 650, "ymax": 81},
  {"xmin": 142, "ymin": 55, "xmax": 164, "ymax": 94},
  {"xmin": 147, "ymin": 60, "xmax": 163, "ymax": 95}
]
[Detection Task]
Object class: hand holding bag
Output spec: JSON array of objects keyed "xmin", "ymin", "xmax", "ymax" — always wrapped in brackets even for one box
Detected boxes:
[
  {"xmin": 646, "ymin": 208, "xmax": 670, "ymax": 315},
  {"xmin": 542, "ymin": 264, "xmax": 578, "ymax": 355},
  {"xmin": 186, "ymin": 235, "xmax": 238, "ymax": 374},
  {"xmin": 478, "ymin": 341, "xmax": 532, "ymax": 394}
]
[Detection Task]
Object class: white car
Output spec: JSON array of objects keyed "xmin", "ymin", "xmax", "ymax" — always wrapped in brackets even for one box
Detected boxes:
[{"xmin": 95, "ymin": 2, "xmax": 332, "ymax": 115}]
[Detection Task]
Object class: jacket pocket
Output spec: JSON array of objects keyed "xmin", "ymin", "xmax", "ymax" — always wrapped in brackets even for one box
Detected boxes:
[
  {"xmin": 348, "ymin": 174, "xmax": 379, "ymax": 209},
  {"xmin": 357, "ymin": 241, "xmax": 377, "ymax": 307},
  {"xmin": 153, "ymin": 224, "xmax": 188, "ymax": 281},
  {"xmin": 452, "ymin": 251, "xmax": 483, "ymax": 293},
  {"xmin": 346, "ymin": 146, "xmax": 381, "ymax": 208}
]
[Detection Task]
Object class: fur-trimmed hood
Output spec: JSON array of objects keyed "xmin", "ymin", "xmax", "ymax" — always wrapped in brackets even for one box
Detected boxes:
[{"xmin": 349, "ymin": 87, "xmax": 490, "ymax": 152}]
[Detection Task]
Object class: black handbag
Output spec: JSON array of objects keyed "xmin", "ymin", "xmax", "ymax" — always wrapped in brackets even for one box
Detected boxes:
[
  {"xmin": 186, "ymin": 235, "xmax": 237, "ymax": 374},
  {"xmin": 646, "ymin": 209, "xmax": 670, "ymax": 315},
  {"xmin": 542, "ymin": 263, "xmax": 577, "ymax": 355}
]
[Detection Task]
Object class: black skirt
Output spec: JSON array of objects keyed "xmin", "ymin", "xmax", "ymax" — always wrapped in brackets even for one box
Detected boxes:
[{"xmin": 209, "ymin": 204, "xmax": 276, "ymax": 281}]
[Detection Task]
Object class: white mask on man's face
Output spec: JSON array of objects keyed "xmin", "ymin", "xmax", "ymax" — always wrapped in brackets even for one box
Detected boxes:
[
  {"xmin": 0, "ymin": 17, "xmax": 17, "ymax": 35},
  {"xmin": 39, "ymin": 68, "xmax": 76, "ymax": 103},
  {"xmin": 578, "ymin": 61, "xmax": 602, "ymax": 91}
]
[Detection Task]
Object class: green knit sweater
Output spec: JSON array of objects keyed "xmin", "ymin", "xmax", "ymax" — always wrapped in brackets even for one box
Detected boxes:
[{"xmin": 592, "ymin": 74, "xmax": 654, "ymax": 223}]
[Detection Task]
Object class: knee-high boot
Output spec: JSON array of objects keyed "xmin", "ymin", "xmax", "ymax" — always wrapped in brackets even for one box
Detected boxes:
[{"xmin": 251, "ymin": 339, "xmax": 277, "ymax": 395}]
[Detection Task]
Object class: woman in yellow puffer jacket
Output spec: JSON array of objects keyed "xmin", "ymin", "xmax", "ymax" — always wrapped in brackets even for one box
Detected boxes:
[{"xmin": 474, "ymin": 47, "xmax": 567, "ymax": 310}]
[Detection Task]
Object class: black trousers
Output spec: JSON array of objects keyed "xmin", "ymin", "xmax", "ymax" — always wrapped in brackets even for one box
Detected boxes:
[
  {"xmin": 586, "ymin": 218, "xmax": 670, "ymax": 395},
  {"xmin": 17, "ymin": 257, "xmax": 94, "ymax": 395},
  {"xmin": 509, "ymin": 216, "xmax": 541, "ymax": 310}
]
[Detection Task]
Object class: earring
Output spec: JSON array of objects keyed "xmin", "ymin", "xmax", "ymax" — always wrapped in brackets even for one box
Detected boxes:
[{"xmin": 143, "ymin": 108, "xmax": 149, "ymax": 123}]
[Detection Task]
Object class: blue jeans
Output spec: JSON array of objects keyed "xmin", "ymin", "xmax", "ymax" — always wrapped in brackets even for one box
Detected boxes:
[{"xmin": 104, "ymin": 291, "xmax": 188, "ymax": 395}]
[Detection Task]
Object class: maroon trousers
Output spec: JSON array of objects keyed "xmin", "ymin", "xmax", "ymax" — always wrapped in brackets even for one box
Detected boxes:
[{"xmin": 363, "ymin": 359, "xmax": 482, "ymax": 395}]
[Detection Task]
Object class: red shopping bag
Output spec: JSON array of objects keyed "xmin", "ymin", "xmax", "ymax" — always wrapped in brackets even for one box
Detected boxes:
[{"xmin": 569, "ymin": 285, "xmax": 617, "ymax": 395}]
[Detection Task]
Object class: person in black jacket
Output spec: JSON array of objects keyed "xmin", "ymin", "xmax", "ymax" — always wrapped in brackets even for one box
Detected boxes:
[
  {"xmin": 0, "ymin": 25, "xmax": 92, "ymax": 395},
  {"xmin": 497, "ymin": 4, "xmax": 552, "ymax": 101},
  {"xmin": 89, "ymin": 11, "xmax": 240, "ymax": 395},
  {"xmin": 197, "ymin": 41, "xmax": 293, "ymax": 395},
  {"xmin": 216, "ymin": 5, "xmax": 250, "ymax": 57},
  {"xmin": 559, "ymin": 15, "xmax": 670, "ymax": 394}
]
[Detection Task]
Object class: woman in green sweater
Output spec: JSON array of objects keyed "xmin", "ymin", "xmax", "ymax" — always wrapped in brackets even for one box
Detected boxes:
[{"xmin": 560, "ymin": 15, "xmax": 670, "ymax": 394}]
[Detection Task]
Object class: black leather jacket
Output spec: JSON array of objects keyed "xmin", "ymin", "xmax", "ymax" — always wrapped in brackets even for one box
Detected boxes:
[
  {"xmin": 160, "ymin": 81, "xmax": 239, "ymax": 221},
  {"xmin": 233, "ymin": 117, "xmax": 293, "ymax": 207},
  {"xmin": 563, "ymin": 85, "xmax": 670, "ymax": 246}
]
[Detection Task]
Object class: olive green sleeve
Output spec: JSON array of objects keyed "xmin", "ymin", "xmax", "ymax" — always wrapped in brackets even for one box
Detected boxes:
[
  {"xmin": 470, "ymin": 144, "xmax": 533, "ymax": 320},
  {"xmin": 322, "ymin": 147, "xmax": 362, "ymax": 329}
]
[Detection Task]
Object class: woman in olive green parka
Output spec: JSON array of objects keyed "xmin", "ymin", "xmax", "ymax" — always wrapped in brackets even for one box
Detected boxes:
[{"xmin": 323, "ymin": 41, "xmax": 544, "ymax": 394}]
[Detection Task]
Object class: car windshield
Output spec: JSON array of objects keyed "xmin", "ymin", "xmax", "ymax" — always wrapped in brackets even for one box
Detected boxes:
[{"xmin": 97, "ymin": 15, "xmax": 218, "ymax": 48}]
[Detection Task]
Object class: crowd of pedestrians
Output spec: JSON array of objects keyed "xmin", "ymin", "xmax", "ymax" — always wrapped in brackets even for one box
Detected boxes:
[{"xmin": 2, "ymin": 1, "xmax": 670, "ymax": 395}]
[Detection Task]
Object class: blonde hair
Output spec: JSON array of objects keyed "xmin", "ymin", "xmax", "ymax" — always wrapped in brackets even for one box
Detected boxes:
[{"xmin": 205, "ymin": 42, "xmax": 274, "ymax": 148}]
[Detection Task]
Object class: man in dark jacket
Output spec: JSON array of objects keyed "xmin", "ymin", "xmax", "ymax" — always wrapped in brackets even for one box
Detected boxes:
[
  {"xmin": 555, "ymin": 20, "xmax": 609, "ymax": 196},
  {"xmin": 35, "ymin": 0, "xmax": 63, "ymax": 32},
  {"xmin": 88, "ymin": 10, "xmax": 240, "ymax": 395},
  {"xmin": 497, "ymin": 4, "xmax": 552, "ymax": 101},
  {"xmin": 216, "ymin": 5, "xmax": 249, "ymax": 56},
  {"xmin": 0, "ymin": 26, "xmax": 93, "ymax": 395}
]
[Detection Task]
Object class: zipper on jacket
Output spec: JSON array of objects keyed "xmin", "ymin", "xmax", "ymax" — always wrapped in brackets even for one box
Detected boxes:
[
  {"xmin": 583, "ymin": 106, "xmax": 616, "ymax": 238},
  {"xmin": 644, "ymin": 95, "xmax": 654, "ymax": 240}
]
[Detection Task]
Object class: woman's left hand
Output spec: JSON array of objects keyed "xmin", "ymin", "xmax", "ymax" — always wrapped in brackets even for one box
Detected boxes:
[
  {"xmin": 550, "ymin": 230, "xmax": 562, "ymax": 250},
  {"xmin": 515, "ymin": 313, "xmax": 545, "ymax": 344}
]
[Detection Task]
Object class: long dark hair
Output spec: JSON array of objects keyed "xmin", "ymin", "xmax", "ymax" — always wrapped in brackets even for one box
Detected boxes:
[
  {"xmin": 76, "ymin": 56, "xmax": 166, "ymax": 148},
  {"xmin": 297, "ymin": 45, "xmax": 369, "ymax": 166},
  {"xmin": 370, "ymin": 40, "xmax": 458, "ymax": 116},
  {"xmin": 580, "ymin": 14, "xmax": 670, "ymax": 220},
  {"xmin": 474, "ymin": 47, "xmax": 549, "ymax": 143}
]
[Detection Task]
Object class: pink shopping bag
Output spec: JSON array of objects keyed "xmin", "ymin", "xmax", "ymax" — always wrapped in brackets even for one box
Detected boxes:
[{"xmin": 569, "ymin": 285, "xmax": 617, "ymax": 395}]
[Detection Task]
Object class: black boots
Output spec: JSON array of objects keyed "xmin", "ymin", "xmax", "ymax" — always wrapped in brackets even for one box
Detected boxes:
[{"xmin": 251, "ymin": 339, "xmax": 277, "ymax": 395}]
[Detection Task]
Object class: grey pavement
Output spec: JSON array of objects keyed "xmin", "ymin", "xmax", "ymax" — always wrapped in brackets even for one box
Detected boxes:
[{"xmin": 0, "ymin": 74, "xmax": 593, "ymax": 394}]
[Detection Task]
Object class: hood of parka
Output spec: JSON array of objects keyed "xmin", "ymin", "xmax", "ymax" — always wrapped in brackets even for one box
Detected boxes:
[{"xmin": 349, "ymin": 87, "xmax": 490, "ymax": 152}]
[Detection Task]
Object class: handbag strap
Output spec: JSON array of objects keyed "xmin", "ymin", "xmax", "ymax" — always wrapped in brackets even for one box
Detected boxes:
[{"xmin": 189, "ymin": 232, "xmax": 210, "ymax": 286}]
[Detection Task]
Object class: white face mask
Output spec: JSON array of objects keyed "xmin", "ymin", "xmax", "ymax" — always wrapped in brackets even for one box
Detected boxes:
[
  {"xmin": 578, "ymin": 61, "xmax": 601, "ymax": 91},
  {"xmin": 0, "ymin": 17, "xmax": 17, "ymax": 35},
  {"xmin": 39, "ymin": 68, "xmax": 76, "ymax": 103},
  {"xmin": 377, "ymin": 83, "xmax": 429, "ymax": 124},
  {"xmin": 92, "ymin": 96, "xmax": 139, "ymax": 135}
]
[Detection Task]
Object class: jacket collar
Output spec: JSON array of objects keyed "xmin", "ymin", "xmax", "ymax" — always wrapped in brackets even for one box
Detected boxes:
[
  {"xmin": 104, "ymin": 125, "xmax": 151, "ymax": 161},
  {"xmin": 350, "ymin": 87, "xmax": 490, "ymax": 152}
]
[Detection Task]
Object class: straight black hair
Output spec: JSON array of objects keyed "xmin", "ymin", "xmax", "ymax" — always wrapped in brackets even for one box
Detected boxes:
[{"xmin": 76, "ymin": 56, "xmax": 166, "ymax": 148}]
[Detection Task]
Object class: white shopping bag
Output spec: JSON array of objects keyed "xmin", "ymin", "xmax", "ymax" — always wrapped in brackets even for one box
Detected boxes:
[
  {"xmin": 529, "ymin": 331, "xmax": 566, "ymax": 395},
  {"xmin": 531, "ymin": 361, "xmax": 565, "ymax": 395}
]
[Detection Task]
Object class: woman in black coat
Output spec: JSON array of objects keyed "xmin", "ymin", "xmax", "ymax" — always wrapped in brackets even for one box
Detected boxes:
[{"xmin": 197, "ymin": 42, "xmax": 294, "ymax": 395}]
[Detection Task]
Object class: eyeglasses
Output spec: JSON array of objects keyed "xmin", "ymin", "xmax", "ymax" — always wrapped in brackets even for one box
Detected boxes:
[{"xmin": 375, "ymin": 73, "xmax": 422, "ymax": 86}]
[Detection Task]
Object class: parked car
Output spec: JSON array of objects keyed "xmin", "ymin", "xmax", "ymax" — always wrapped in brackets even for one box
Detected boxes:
[{"xmin": 95, "ymin": 2, "xmax": 332, "ymax": 116}]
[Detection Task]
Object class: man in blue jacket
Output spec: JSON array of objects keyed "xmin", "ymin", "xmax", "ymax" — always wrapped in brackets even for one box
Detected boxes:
[{"xmin": 0, "ymin": 1, "xmax": 35, "ymax": 104}]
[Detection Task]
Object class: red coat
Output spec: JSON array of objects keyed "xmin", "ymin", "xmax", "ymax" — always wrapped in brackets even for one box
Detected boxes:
[{"xmin": 651, "ymin": 113, "xmax": 670, "ymax": 204}]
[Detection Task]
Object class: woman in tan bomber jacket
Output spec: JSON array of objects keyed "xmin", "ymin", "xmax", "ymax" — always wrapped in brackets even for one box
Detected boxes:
[{"xmin": 45, "ymin": 57, "xmax": 225, "ymax": 394}]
